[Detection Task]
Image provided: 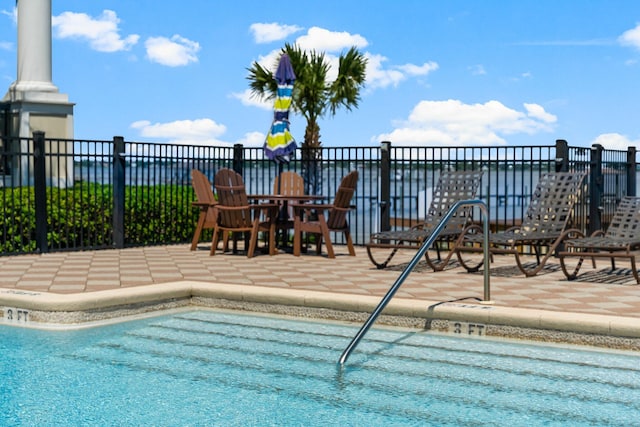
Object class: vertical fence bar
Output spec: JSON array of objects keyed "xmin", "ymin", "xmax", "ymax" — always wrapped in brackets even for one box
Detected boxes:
[
  {"xmin": 380, "ymin": 141, "xmax": 391, "ymax": 233},
  {"xmin": 33, "ymin": 131, "xmax": 48, "ymax": 253},
  {"xmin": 589, "ymin": 144, "xmax": 603, "ymax": 234},
  {"xmin": 628, "ymin": 146, "xmax": 637, "ymax": 197},
  {"xmin": 113, "ymin": 136, "xmax": 125, "ymax": 248},
  {"xmin": 555, "ymin": 139, "xmax": 569, "ymax": 172},
  {"xmin": 233, "ymin": 143, "xmax": 244, "ymax": 175}
]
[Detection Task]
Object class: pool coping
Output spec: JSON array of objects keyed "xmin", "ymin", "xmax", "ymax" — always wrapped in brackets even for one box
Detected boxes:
[{"xmin": 3, "ymin": 280, "xmax": 640, "ymax": 351}]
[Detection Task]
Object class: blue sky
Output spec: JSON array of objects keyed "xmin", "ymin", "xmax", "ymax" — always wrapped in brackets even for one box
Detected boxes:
[{"xmin": 1, "ymin": 1, "xmax": 639, "ymax": 150}]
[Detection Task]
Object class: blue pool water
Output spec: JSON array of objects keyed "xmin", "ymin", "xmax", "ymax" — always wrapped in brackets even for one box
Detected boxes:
[{"xmin": 2, "ymin": 309, "xmax": 640, "ymax": 426}]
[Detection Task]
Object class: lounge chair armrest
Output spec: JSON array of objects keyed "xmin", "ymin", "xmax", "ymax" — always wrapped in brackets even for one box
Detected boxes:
[{"xmin": 558, "ymin": 227, "xmax": 585, "ymax": 241}]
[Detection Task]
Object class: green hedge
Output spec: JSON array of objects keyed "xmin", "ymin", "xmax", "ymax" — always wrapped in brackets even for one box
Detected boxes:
[{"xmin": 0, "ymin": 184, "xmax": 198, "ymax": 254}]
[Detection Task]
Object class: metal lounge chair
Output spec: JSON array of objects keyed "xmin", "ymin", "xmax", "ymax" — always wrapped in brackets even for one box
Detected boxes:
[
  {"xmin": 559, "ymin": 196, "xmax": 640, "ymax": 284},
  {"xmin": 366, "ymin": 170, "xmax": 484, "ymax": 270},
  {"xmin": 292, "ymin": 170, "xmax": 358, "ymax": 258},
  {"xmin": 190, "ymin": 169, "xmax": 219, "ymax": 251},
  {"xmin": 211, "ymin": 168, "xmax": 278, "ymax": 257},
  {"xmin": 455, "ymin": 171, "xmax": 586, "ymax": 277}
]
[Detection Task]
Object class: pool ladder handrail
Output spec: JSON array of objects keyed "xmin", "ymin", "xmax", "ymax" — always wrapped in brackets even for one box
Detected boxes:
[{"xmin": 338, "ymin": 199, "xmax": 491, "ymax": 365}]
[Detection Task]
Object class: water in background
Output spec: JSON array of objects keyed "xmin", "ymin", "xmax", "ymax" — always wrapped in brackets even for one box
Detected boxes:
[{"xmin": 75, "ymin": 161, "xmax": 636, "ymax": 238}]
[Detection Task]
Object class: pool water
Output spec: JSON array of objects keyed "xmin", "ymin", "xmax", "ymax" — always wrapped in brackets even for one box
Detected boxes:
[{"xmin": 1, "ymin": 309, "xmax": 640, "ymax": 426}]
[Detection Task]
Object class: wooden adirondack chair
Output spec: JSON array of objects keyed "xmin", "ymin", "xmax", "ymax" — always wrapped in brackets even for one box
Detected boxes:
[
  {"xmin": 273, "ymin": 171, "xmax": 305, "ymax": 197},
  {"xmin": 292, "ymin": 170, "xmax": 358, "ymax": 258},
  {"xmin": 272, "ymin": 171, "xmax": 305, "ymax": 237},
  {"xmin": 190, "ymin": 169, "xmax": 219, "ymax": 251},
  {"xmin": 211, "ymin": 168, "xmax": 277, "ymax": 257}
]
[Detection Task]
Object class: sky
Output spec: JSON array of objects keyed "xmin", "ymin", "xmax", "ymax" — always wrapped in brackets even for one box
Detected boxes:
[{"xmin": 1, "ymin": 0, "xmax": 640, "ymax": 151}]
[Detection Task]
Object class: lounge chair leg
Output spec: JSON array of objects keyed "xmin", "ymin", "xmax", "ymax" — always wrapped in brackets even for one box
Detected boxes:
[
  {"xmin": 366, "ymin": 245, "xmax": 401, "ymax": 269},
  {"xmin": 631, "ymin": 256, "xmax": 640, "ymax": 284},
  {"xmin": 559, "ymin": 252, "xmax": 584, "ymax": 280}
]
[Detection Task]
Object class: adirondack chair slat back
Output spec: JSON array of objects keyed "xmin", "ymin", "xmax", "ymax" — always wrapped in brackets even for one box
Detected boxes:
[
  {"xmin": 327, "ymin": 170, "xmax": 359, "ymax": 229},
  {"xmin": 519, "ymin": 172, "xmax": 586, "ymax": 235},
  {"xmin": 273, "ymin": 171, "xmax": 304, "ymax": 196},
  {"xmin": 606, "ymin": 196, "xmax": 640, "ymax": 240},
  {"xmin": 214, "ymin": 168, "xmax": 252, "ymax": 228},
  {"xmin": 191, "ymin": 170, "xmax": 216, "ymax": 204},
  {"xmin": 191, "ymin": 169, "xmax": 217, "ymax": 223}
]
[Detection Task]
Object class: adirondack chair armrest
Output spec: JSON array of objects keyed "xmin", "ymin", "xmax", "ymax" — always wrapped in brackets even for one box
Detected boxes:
[
  {"xmin": 250, "ymin": 203, "xmax": 279, "ymax": 220},
  {"xmin": 290, "ymin": 202, "xmax": 334, "ymax": 212},
  {"xmin": 214, "ymin": 205, "xmax": 249, "ymax": 212},
  {"xmin": 192, "ymin": 201, "xmax": 217, "ymax": 208}
]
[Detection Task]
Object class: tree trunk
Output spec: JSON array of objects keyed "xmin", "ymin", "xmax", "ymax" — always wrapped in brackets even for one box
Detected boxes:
[{"xmin": 302, "ymin": 121, "xmax": 322, "ymax": 195}]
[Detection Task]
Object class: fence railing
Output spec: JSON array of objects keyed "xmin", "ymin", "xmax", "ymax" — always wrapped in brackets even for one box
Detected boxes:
[{"xmin": 0, "ymin": 133, "xmax": 637, "ymax": 255}]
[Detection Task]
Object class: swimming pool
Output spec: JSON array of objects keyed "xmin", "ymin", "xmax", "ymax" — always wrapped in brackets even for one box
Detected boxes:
[{"xmin": 2, "ymin": 309, "xmax": 640, "ymax": 426}]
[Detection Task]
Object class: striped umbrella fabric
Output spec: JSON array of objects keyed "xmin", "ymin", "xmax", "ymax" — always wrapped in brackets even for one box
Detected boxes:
[{"xmin": 264, "ymin": 53, "xmax": 297, "ymax": 164}]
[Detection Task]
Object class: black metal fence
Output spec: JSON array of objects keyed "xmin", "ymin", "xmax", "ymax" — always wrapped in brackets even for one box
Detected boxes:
[{"xmin": 0, "ymin": 133, "xmax": 637, "ymax": 255}]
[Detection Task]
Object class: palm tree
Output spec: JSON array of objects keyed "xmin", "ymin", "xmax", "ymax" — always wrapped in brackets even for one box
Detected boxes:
[{"xmin": 247, "ymin": 43, "xmax": 367, "ymax": 194}]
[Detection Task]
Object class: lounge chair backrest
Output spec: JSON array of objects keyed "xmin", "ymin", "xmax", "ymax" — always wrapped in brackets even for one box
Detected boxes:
[
  {"xmin": 214, "ymin": 168, "xmax": 252, "ymax": 228},
  {"xmin": 606, "ymin": 196, "xmax": 640, "ymax": 240},
  {"xmin": 424, "ymin": 171, "xmax": 484, "ymax": 229},
  {"xmin": 327, "ymin": 170, "xmax": 359, "ymax": 229},
  {"xmin": 519, "ymin": 172, "xmax": 586, "ymax": 236},
  {"xmin": 273, "ymin": 171, "xmax": 304, "ymax": 196}
]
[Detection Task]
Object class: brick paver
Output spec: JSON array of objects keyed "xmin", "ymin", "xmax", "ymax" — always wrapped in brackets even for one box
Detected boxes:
[{"xmin": 1, "ymin": 244, "xmax": 639, "ymax": 319}]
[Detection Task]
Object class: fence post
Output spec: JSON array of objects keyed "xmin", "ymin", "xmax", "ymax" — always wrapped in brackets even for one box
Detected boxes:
[
  {"xmin": 233, "ymin": 143, "xmax": 244, "ymax": 175},
  {"xmin": 113, "ymin": 136, "xmax": 125, "ymax": 249},
  {"xmin": 554, "ymin": 139, "xmax": 569, "ymax": 172},
  {"xmin": 33, "ymin": 131, "xmax": 48, "ymax": 253},
  {"xmin": 627, "ymin": 146, "xmax": 637, "ymax": 197},
  {"xmin": 589, "ymin": 144, "xmax": 604, "ymax": 234},
  {"xmin": 380, "ymin": 141, "xmax": 391, "ymax": 233}
]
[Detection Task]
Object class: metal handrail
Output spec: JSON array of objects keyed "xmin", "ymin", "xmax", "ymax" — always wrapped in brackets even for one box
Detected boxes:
[{"xmin": 338, "ymin": 199, "xmax": 491, "ymax": 365}]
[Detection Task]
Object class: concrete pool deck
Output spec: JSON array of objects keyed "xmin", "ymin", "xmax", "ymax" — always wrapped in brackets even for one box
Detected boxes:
[{"xmin": 2, "ymin": 244, "xmax": 640, "ymax": 349}]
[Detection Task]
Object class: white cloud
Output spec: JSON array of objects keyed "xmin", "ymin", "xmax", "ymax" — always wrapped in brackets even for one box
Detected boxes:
[
  {"xmin": 295, "ymin": 27, "xmax": 368, "ymax": 52},
  {"xmin": 397, "ymin": 62, "xmax": 439, "ymax": 76},
  {"xmin": 365, "ymin": 54, "xmax": 405, "ymax": 88},
  {"xmin": 236, "ymin": 131, "xmax": 266, "ymax": 148},
  {"xmin": 0, "ymin": 41, "xmax": 12, "ymax": 51},
  {"xmin": 250, "ymin": 23, "xmax": 302, "ymax": 44},
  {"xmin": 52, "ymin": 10, "xmax": 139, "ymax": 52},
  {"xmin": 130, "ymin": 118, "xmax": 229, "ymax": 146},
  {"xmin": 376, "ymin": 99, "xmax": 557, "ymax": 146},
  {"xmin": 524, "ymin": 103, "xmax": 557, "ymax": 124},
  {"xmin": 0, "ymin": 6, "xmax": 16, "ymax": 24},
  {"xmin": 619, "ymin": 23, "xmax": 640, "ymax": 50},
  {"xmin": 231, "ymin": 88, "xmax": 272, "ymax": 110},
  {"xmin": 591, "ymin": 133, "xmax": 639, "ymax": 150},
  {"xmin": 366, "ymin": 53, "xmax": 438, "ymax": 89},
  {"xmin": 469, "ymin": 64, "xmax": 486, "ymax": 75},
  {"xmin": 145, "ymin": 35, "xmax": 200, "ymax": 66}
]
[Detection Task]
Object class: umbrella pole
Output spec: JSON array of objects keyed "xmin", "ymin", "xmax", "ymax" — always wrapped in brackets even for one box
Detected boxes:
[{"xmin": 277, "ymin": 162, "xmax": 283, "ymax": 194}]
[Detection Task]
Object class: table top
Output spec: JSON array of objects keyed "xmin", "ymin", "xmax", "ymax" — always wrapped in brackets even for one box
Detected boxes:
[{"xmin": 249, "ymin": 194, "xmax": 325, "ymax": 201}]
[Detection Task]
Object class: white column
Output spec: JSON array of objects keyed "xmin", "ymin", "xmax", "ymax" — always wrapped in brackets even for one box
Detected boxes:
[{"xmin": 14, "ymin": 0, "xmax": 58, "ymax": 93}]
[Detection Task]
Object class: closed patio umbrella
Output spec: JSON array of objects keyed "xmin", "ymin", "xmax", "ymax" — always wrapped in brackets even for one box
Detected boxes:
[{"xmin": 264, "ymin": 53, "xmax": 297, "ymax": 164}]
